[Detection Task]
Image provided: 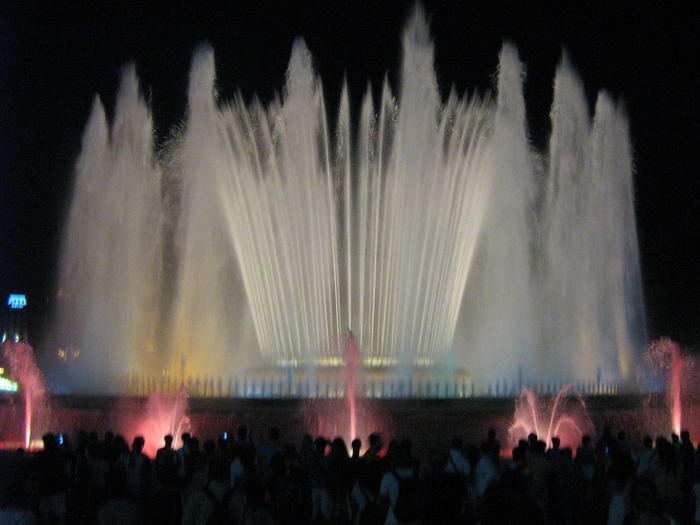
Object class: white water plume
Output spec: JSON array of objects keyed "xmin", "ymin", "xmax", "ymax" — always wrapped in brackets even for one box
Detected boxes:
[{"xmin": 54, "ymin": 8, "xmax": 645, "ymax": 393}]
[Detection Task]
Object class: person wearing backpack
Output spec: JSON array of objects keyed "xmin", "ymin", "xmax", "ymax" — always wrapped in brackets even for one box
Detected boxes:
[
  {"xmin": 377, "ymin": 448, "xmax": 423, "ymax": 524},
  {"xmin": 181, "ymin": 457, "xmax": 236, "ymax": 525}
]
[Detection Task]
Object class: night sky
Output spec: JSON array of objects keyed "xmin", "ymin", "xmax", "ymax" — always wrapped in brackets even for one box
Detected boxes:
[{"xmin": 1, "ymin": 1, "xmax": 698, "ymax": 349}]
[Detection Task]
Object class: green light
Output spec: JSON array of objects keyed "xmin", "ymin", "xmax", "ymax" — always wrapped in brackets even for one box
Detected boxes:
[{"xmin": 0, "ymin": 376, "xmax": 18, "ymax": 392}]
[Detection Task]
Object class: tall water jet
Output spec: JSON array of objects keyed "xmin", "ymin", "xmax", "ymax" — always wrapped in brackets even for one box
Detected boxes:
[
  {"xmin": 53, "ymin": 7, "xmax": 645, "ymax": 394},
  {"xmin": 458, "ymin": 42, "xmax": 539, "ymax": 382},
  {"xmin": 344, "ymin": 331, "xmax": 361, "ymax": 441},
  {"xmin": 54, "ymin": 65, "xmax": 165, "ymax": 393},
  {"xmin": 645, "ymin": 338, "xmax": 689, "ymax": 435}
]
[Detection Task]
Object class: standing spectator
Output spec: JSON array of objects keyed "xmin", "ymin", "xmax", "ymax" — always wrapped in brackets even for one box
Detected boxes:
[
  {"xmin": 575, "ymin": 435, "xmax": 596, "ymax": 482},
  {"xmin": 623, "ymin": 476, "xmax": 673, "ymax": 525},
  {"xmin": 474, "ymin": 440, "xmax": 500, "ymax": 518},
  {"xmin": 650, "ymin": 437, "xmax": 684, "ymax": 522},
  {"xmin": 155, "ymin": 435, "xmax": 180, "ymax": 491},
  {"xmin": 305, "ymin": 437, "xmax": 332, "ymax": 524},
  {"xmin": 635, "ymin": 436, "xmax": 655, "ymax": 476},
  {"xmin": 258, "ymin": 427, "xmax": 284, "ymax": 483},
  {"xmin": 269, "ymin": 445, "xmax": 310, "ymax": 525},
  {"xmin": 679, "ymin": 430, "xmax": 695, "ymax": 486},
  {"xmin": 446, "ymin": 437, "xmax": 471, "ymax": 479},
  {"xmin": 181, "ymin": 456, "xmax": 235, "ymax": 525},
  {"xmin": 551, "ymin": 448, "xmax": 579, "ymax": 525},
  {"xmin": 424, "ymin": 450, "xmax": 466, "ymax": 523},
  {"xmin": 153, "ymin": 434, "xmax": 181, "ymax": 525},
  {"xmin": 33, "ymin": 433, "xmax": 69, "ymax": 525},
  {"xmin": 356, "ymin": 432, "xmax": 386, "ymax": 522},
  {"xmin": 117, "ymin": 436, "xmax": 151, "ymax": 500},
  {"xmin": 351, "ymin": 438, "xmax": 362, "ymax": 460},
  {"xmin": 177, "ymin": 433, "xmax": 191, "ymax": 480},
  {"xmin": 377, "ymin": 448, "xmax": 420, "ymax": 525},
  {"xmin": 328, "ymin": 437, "xmax": 352, "ymax": 525},
  {"xmin": 546, "ymin": 436, "xmax": 562, "ymax": 466},
  {"xmin": 98, "ymin": 436, "xmax": 150, "ymax": 525},
  {"xmin": 527, "ymin": 440, "xmax": 553, "ymax": 518}
]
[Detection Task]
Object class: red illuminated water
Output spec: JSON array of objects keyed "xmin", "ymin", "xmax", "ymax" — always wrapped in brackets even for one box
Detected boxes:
[
  {"xmin": 1, "ymin": 342, "xmax": 48, "ymax": 448},
  {"xmin": 114, "ymin": 385, "xmax": 192, "ymax": 457},
  {"xmin": 644, "ymin": 338, "xmax": 691, "ymax": 435},
  {"xmin": 509, "ymin": 384, "xmax": 592, "ymax": 451}
]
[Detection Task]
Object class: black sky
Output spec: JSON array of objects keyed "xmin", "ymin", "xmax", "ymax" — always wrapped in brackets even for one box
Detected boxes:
[{"xmin": 1, "ymin": 1, "xmax": 698, "ymax": 347}]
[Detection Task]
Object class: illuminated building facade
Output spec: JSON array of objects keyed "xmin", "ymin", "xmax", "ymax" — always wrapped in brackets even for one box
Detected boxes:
[{"xmin": 2, "ymin": 293, "xmax": 28, "ymax": 343}]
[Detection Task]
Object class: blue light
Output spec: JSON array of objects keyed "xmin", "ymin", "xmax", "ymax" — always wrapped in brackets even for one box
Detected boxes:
[{"xmin": 7, "ymin": 294, "xmax": 26, "ymax": 309}]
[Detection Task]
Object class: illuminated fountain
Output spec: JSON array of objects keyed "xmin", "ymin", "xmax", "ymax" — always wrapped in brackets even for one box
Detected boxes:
[
  {"xmin": 1, "ymin": 342, "xmax": 49, "ymax": 449},
  {"xmin": 53, "ymin": 7, "xmax": 645, "ymax": 396},
  {"xmin": 644, "ymin": 338, "xmax": 695, "ymax": 435},
  {"xmin": 509, "ymin": 384, "xmax": 593, "ymax": 451},
  {"xmin": 113, "ymin": 384, "xmax": 192, "ymax": 458},
  {"xmin": 344, "ymin": 331, "xmax": 361, "ymax": 441}
]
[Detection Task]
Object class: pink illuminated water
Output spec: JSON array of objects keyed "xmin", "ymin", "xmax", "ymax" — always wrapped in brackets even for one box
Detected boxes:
[
  {"xmin": 115, "ymin": 385, "xmax": 192, "ymax": 457},
  {"xmin": 509, "ymin": 384, "xmax": 592, "ymax": 451},
  {"xmin": 1, "ymin": 342, "xmax": 48, "ymax": 448},
  {"xmin": 344, "ymin": 331, "xmax": 361, "ymax": 441},
  {"xmin": 645, "ymin": 338, "xmax": 690, "ymax": 435},
  {"xmin": 300, "ymin": 333, "xmax": 387, "ymax": 448}
]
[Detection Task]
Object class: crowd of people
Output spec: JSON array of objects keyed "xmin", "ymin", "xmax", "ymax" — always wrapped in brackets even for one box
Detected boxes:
[{"xmin": 1, "ymin": 422, "xmax": 700, "ymax": 524}]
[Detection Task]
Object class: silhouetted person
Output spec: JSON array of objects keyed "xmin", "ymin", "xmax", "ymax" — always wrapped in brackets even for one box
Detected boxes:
[
  {"xmin": 527, "ymin": 440, "xmax": 552, "ymax": 518},
  {"xmin": 357, "ymin": 432, "xmax": 386, "ymax": 522},
  {"xmin": 486, "ymin": 428, "xmax": 501, "ymax": 453},
  {"xmin": 575, "ymin": 434, "xmax": 595, "ymax": 482},
  {"xmin": 99, "ymin": 436, "xmax": 149, "ymax": 525},
  {"xmin": 679, "ymin": 430, "xmax": 695, "ymax": 485},
  {"xmin": 351, "ymin": 438, "xmax": 362, "ymax": 460},
  {"xmin": 617, "ymin": 431, "xmax": 632, "ymax": 459},
  {"xmin": 119, "ymin": 436, "xmax": 151, "ymax": 500},
  {"xmin": 636, "ymin": 435, "xmax": 655, "ymax": 476},
  {"xmin": 0, "ymin": 447, "xmax": 30, "ymax": 510},
  {"xmin": 551, "ymin": 447, "xmax": 580, "ymax": 525},
  {"xmin": 269, "ymin": 445, "xmax": 310, "ymax": 525},
  {"xmin": 378, "ymin": 447, "xmax": 421, "ymax": 525},
  {"xmin": 484, "ymin": 448, "xmax": 544, "ymax": 525},
  {"xmin": 258, "ymin": 427, "xmax": 283, "ymax": 483},
  {"xmin": 474, "ymin": 440, "xmax": 500, "ymax": 518},
  {"xmin": 545, "ymin": 436, "xmax": 561, "ymax": 465},
  {"xmin": 231, "ymin": 426, "xmax": 256, "ymax": 488},
  {"xmin": 33, "ymin": 433, "xmax": 69, "ymax": 525},
  {"xmin": 671, "ymin": 432, "xmax": 680, "ymax": 451},
  {"xmin": 181, "ymin": 456, "xmax": 235, "ymax": 525},
  {"xmin": 292, "ymin": 435, "xmax": 310, "ymax": 476},
  {"xmin": 650, "ymin": 436, "xmax": 684, "ymax": 521},
  {"xmin": 328, "ymin": 437, "xmax": 352, "ymax": 524},
  {"xmin": 182, "ymin": 437, "xmax": 204, "ymax": 492},
  {"xmin": 527, "ymin": 433, "xmax": 538, "ymax": 452},
  {"xmin": 383, "ymin": 440, "xmax": 400, "ymax": 473},
  {"xmin": 621, "ymin": 476, "xmax": 672, "ymax": 525},
  {"xmin": 445, "ymin": 436, "xmax": 471, "ymax": 497},
  {"xmin": 596, "ymin": 426, "xmax": 615, "ymax": 458},
  {"xmin": 306, "ymin": 437, "xmax": 331, "ymax": 524},
  {"xmin": 424, "ymin": 450, "xmax": 466, "ymax": 523},
  {"xmin": 177, "ymin": 432, "xmax": 191, "ymax": 479},
  {"xmin": 155, "ymin": 435, "xmax": 180, "ymax": 491},
  {"xmin": 151, "ymin": 434, "xmax": 182, "ymax": 525}
]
